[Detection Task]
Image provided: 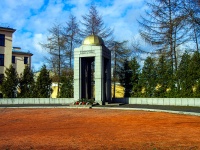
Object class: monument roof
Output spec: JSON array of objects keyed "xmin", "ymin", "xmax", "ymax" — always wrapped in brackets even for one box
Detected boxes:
[{"xmin": 82, "ymin": 35, "xmax": 104, "ymax": 46}]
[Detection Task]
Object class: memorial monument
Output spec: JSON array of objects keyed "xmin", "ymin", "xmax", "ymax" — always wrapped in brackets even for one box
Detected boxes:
[{"xmin": 74, "ymin": 35, "xmax": 111, "ymax": 105}]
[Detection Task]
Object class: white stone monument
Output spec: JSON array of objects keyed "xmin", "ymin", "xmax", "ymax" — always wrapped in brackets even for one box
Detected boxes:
[{"xmin": 74, "ymin": 35, "xmax": 111, "ymax": 105}]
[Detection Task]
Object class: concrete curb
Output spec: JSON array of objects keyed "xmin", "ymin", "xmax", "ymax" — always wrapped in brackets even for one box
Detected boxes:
[
  {"xmin": 92, "ymin": 107, "xmax": 200, "ymax": 116},
  {"xmin": 0, "ymin": 105, "xmax": 199, "ymax": 116},
  {"xmin": 0, "ymin": 106, "xmax": 69, "ymax": 109},
  {"xmin": 0, "ymin": 106, "xmax": 92, "ymax": 109}
]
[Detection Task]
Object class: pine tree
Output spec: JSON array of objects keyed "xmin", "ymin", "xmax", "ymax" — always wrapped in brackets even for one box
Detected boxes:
[
  {"xmin": 140, "ymin": 56, "xmax": 157, "ymax": 97},
  {"xmin": 18, "ymin": 66, "xmax": 35, "ymax": 98},
  {"xmin": 188, "ymin": 52, "xmax": 200, "ymax": 97},
  {"xmin": 1, "ymin": 65, "xmax": 18, "ymax": 98},
  {"xmin": 35, "ymin": 65, "xmax": 52, "ymax": 98},
  {"xmin": 155, "ymin": 55, "xmax": 174, "ymax": 97},
  {"xmin": 129, "ymin": 57, "xmax": 140, "ymax": 97},
  {"xmin": 176, "ymin": 52, "xmax": 193, "ymax": 97},
  {"xmin": 59, "ymin": 69, "xmax": 74, "ymax": 98},
  {"xmin": 119, "ymin": 59, "xmax": 133, "ymax": 97}
]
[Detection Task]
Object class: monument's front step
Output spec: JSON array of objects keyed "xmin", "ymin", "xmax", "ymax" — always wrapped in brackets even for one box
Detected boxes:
[
  {"xmin": 105, "ymin": 102, "xmax": 124, "ymax": 106},
  {"xmin": 69, "ymin": 103, "xmax": 92, "ymax": 108}
]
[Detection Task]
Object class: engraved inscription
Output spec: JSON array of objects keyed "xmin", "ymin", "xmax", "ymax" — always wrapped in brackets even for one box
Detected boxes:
[{"xmin": 80, "ymin": 50, "xmax": 95, "ymax": 54}]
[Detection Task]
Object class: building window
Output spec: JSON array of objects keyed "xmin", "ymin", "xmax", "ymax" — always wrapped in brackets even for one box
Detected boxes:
[
  {"xmin": 12, "ymin": 56, "xmax": 15, "ymax": 64},
  {"xmin": 0, "ymin": 34, "xmax": 5, "ymax": 46},
  {"xmin": 24, "ymin": 57, "xmax": 28, "ymax": 64},
  {"xmin": 0, "ymin": 54, "xmax": 4, "ymax": 66}
]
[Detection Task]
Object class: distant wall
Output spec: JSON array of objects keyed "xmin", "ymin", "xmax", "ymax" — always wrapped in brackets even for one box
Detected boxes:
[
  {"xmin": 1, "ymin": 98, "xmax": 200, "ymax": 107},
  {"xmin": 113, "ymin": 98, "xmax": 200, "ymax": 107},
  {"xmin": 0, "ymin": 98, "xmax": 74, "ymax": 105}
]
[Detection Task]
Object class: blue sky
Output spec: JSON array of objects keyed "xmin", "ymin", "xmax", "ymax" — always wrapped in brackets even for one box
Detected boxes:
[{"xmin": 0, "ymin": 0, "xmax": 147, "ymax": 71}]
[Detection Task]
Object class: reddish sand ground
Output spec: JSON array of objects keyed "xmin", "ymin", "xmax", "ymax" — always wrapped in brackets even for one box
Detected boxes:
[{"xmin": 0, "ymin": 108, "xmax": 199, "ymax": 150}]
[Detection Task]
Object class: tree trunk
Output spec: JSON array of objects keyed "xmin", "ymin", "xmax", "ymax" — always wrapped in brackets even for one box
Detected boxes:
[
  {"xmin": 194, "ymin": 26, "xmax": 199, "ymax": 52},
  {"xmin": 70, "ymin": 38, "xmax": 73, "ymax": 69},
  {"xmin": 57, "ymin": 34, "xmax": 61, "ymax": 98}
]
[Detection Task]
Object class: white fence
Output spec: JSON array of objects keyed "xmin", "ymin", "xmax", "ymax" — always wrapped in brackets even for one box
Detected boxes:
[
  {"xmin": 0, "ymin": 98, "xmax": 74, "ymax": 105},
  {"xmin": 113, "ymin": 98, "xmax": 200, "ymax": 107}
]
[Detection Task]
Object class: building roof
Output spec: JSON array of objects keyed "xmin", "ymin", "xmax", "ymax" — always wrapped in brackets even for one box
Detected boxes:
[
  {"xmin": 82, "ymin": 35, "xmax": 104, "ymax": 46},
  {"xmin": 12, "ymin": 50, "xmax": 33, "ymax": 56},
  {"xmin": 12, "ymin": 47, "xmax": 33, "ymax": 56},
  {"xmin": 0, "ymin": 26, "xmax": 16, "ymax": 33}
]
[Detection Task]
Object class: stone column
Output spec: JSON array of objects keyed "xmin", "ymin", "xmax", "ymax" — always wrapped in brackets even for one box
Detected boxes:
[
  {"xmin": 107, "ymin": 58, "xmax": 111, "ymax": 102},
  {"xmin": 95, "ymin": 48, "xmax": 103, "ymax": 105},
  {"xmin": 74, "ymin": 48, "xmax": 80, "ymax": 101}
]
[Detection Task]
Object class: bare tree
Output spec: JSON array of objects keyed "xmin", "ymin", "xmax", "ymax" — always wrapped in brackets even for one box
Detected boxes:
[
  {"xmin": 41, "ymin": 24, "xmax": 66, "ymax": 97},
  {"xmin": 111, "ymin": 41, "xmax": 131, "ymax": 98},
  {"xmin": 138, "ymin": 0, "xmax": 190, "ymax": 72},
  {"xmin": 63, "ymin": 14, "xmax": 81, "ymax": 69},
  {"xmin": 81, "ymin": 5, "xmax": 114, "ymax": 47},
  {"xmin": 182, "ymin": 0, "xmax": 200, "ymax": 52}
]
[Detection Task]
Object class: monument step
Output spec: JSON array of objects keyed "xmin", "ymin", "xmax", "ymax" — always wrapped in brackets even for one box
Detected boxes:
[{"xmin": 105, "ymin": 102, "xmax": 124, "ymax": 106}]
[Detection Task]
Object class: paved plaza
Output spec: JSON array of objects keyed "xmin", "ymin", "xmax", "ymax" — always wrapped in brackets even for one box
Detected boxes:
[{"xmin": 0, "ymin": 108, "xmax": 200, "ymax": 149}]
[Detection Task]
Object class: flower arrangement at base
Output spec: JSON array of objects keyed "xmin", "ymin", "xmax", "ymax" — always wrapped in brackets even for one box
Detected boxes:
[
  {"xmin": 74, "ymin": 98, "xmax": 95, "ymax": 105},
  {"xmin": 74, "ymin": 101, "xmax": 79, "ymax": 105}
]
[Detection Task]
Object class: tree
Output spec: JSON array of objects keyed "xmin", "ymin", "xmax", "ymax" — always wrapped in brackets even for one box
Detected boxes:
[
  {"xmin": 176, "ymin": 52, "xmax": 193, "ymax": 97},
  {"xmin": 140, "ymin": 56, "xmax": 157, "ymax": 97},
  {"xmin": 1, "ymin": 65, "xmax": 18, "ymax": 98},
  {"xmin": 63, "ymin": 14, "xmax": 81, "ymax": 69},
  {"xmin": 42, "ymin": 24, "xmax": 66, "ymax": 97},
  {"xmin": 59, "ymin": 69, "xmax": 74, "ymax": 98},
  {"xmin": 155, "ymin": 54, "xmax": 174, "ymax": 97},
  {"xmin": 119, "ymin": 59, "xmax": 133, "ymax": 97},
  {"xmin": 18, "ymin": 66, "xmax": 35, "ymax": 98},
  {"xmin": 188, "ymin": 52, "xmax": 200, "ymax": 97},
  {"xmin": 183, "ymin": 0, "xmax": 200, "ymax": 52},
  {"xmin": 111, "ymin": 41, "xmax": 131, "ymax": 98},
  {"xmin": 35, "ymin": 65, "xmax": 52, "ymax": 98},
  {"xmin": 138, "ymin": 0, "xmax": 189, "ymax": 73},
  {"xmin": 129, "ymin": 57, "xmax": 141, "ymax": 97},
  {"xmin": 81, "ymin": 5, "xmax": 113, "ymax": 47},
  {"xmin": 183, "ymin": 0, "xmax": 200, "ymax": 26}
]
